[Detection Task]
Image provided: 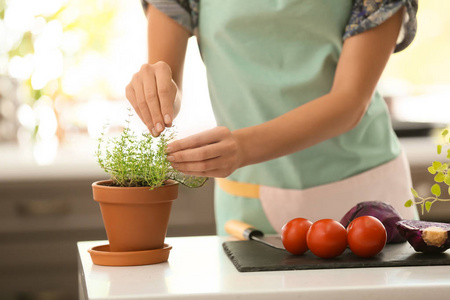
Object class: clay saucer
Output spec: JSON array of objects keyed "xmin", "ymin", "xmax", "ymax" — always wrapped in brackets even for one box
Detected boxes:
[{"xmin": 88, "ymin": 244, "xmax": 172, "ymax": 266}]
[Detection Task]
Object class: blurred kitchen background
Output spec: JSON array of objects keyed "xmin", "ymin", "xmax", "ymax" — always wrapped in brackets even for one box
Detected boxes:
[{"xmin": 0, "ymin": 0, "xmax": 449, "ymax": 299}]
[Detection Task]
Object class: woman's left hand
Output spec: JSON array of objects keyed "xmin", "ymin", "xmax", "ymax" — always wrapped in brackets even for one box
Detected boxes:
[{"xmin": 166, "ymin": 126, "xmax": 244, "ymax": 178}]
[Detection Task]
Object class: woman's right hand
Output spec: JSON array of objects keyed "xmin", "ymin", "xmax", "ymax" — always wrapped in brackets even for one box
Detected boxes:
[{"xmin": 125, "ymin": 61, "xmax": 179, "ymax": 136}]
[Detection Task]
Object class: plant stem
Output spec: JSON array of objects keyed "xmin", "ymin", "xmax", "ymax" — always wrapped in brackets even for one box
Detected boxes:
[{"xmin": 413, "ymin": 197, "xmax": 450, "ymax": 204}]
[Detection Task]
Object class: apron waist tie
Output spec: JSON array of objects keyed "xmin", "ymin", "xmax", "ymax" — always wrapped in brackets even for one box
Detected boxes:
[{"xmin": 216, "ymin": 178, "xmax": 260, "ymax": 199}]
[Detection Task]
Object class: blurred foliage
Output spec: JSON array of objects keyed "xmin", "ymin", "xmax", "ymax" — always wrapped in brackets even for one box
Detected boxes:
[
  {"xmin": 0, "ymin": 0, "xmax": 124, "ymax": 143},
  {"xmin": 1, "ymin": 0, "xmax": 120, "ymax": 103},
  {"xmin": 0, "ymin": 0, "xmax": 4, "ymax": 18}
]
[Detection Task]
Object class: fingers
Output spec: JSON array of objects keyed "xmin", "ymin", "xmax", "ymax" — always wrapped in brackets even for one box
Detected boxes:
[
  {"xmin": 167, "ymin": 127, "xmax": 228, "ymax": 153},
  {"xmin": 167, "ymin": 127, "xmax": 241, "ymax": 178},
  {"xmin": 170, "ymin": 158, "xmax": 235, "ymax": 178},
  {"xmin": 125, "ymin": 62, "xmax": 176, "ymax": 137},
  {"xmin": 168, "ymin": 142, "xmax": 222, "ymax": 165},
  {"xmin": 133, "ymin": 75, "xmax": 155, "ymax": 133},
  {"xmin": 154, "ymin": 63, "xmax": 175, "ymax": 127},
  {"xmin": 142, "ymin": 69, "xmax": 163, "ymax": 135},
  {"xmin": 171, "ymin": 158, "xmax": 217, "ymax": 173}
]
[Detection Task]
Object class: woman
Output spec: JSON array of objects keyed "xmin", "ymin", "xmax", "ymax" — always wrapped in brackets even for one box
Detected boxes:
[{"xmin": 126, "ymin": 0, "xmax": 419, "ymax": 235}]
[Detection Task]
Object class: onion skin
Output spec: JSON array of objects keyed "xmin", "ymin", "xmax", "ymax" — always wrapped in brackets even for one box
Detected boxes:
[
  {"xmin": 396, "ymin": 220, "xmax": 450, "ymax": 253},
  {"xmin": 340, "ymin": 201, "xmax": 406, "ymax": 244}
]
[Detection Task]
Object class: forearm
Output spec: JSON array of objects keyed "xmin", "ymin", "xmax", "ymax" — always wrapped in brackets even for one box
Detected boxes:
[
  {"xmin": 234, "ymin": 90, "xmax": 369, "ymax": 167},
  {"xmin": 146, "ymin": 4, "xmax": 189, "ymax": 119}
]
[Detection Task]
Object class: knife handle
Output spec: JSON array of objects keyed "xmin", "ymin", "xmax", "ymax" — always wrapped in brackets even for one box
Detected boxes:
[{"xmin": 225, "ymin": 220, "xmax": 264, "ymax": 240}]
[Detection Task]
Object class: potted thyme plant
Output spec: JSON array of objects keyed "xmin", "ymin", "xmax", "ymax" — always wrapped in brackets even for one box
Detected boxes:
[{"xmin": 91, "ymin": 112, "xmax": 206, "ymax": 265}]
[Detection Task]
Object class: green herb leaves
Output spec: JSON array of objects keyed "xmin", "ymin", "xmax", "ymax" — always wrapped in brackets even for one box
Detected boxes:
[
  {"xmin": 406, "ymin": 129, "xmax": 450, "ymax": 214},
  {"xmin": 404, "ymin": 199, "xmax": 413, "ymax": 208},
  {"xmin": 431, "ymin": 183, "xmax": 441, "ymax": 197},
  {"xmin": 95, "ymin": 112, "xmax": 207, "ymax": 188}
]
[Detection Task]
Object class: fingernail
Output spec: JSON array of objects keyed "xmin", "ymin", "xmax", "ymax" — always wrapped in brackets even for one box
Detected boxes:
[
  {"xmin": 167, "ymin": 155, "xmax": 174, "ymax": 162},
  {"xmin": 151, "ymin": 128, "xmax": 158, "ymax": 137},
  {"xmin": 156, "ymin": 123, "xmax": 163, "ymax": 132},
  {"xmin": 164, "ymin": 114, "xmax": 172, "ymax": 125},
  {"xmin": 166, "ymin": 146, "xmax": 172, "ymax": 153}
]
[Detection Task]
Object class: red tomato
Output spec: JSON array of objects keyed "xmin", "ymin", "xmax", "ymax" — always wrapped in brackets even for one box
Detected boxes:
[
  {"xmin": 306, "ymin": 219, "xmax": 347, "ymax": 259},
  {"xmin": 281, "ymin": 218, "xmax": 313, "ymax": 255},
  {"xmin": 347, "ymin": 216, "xmax": 387, "ymax": 257}
]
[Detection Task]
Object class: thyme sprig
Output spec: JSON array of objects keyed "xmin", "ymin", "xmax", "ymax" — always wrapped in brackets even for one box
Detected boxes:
[
  {"xmin": 96, "ymin": 112, "xmax": 207, "ymax": 189},
  {"xmin": 406, "ymin": 129, "xmax": 450, "ymax": 214}
]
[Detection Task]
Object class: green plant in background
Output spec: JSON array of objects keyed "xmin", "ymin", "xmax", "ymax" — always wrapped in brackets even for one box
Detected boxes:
[
  {"xmin": 1, "ymin": 0, "xmax": 119, "ymax": 100},
  {"xmin": 96, "ymin": 112, "xmax": 207, "ymax": 189},
  {"xmin": 1, "ymin": 0, "xmax": 123, "ymax": 144},
  {"xmin": 406, "ymin": 129, "xmax": 450, "ymax": 214}
]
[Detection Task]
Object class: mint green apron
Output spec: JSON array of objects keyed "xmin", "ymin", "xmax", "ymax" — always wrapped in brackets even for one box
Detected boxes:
[{"xmin": 198, "ymin": 0, "xmax": 412, "ymax": 235}]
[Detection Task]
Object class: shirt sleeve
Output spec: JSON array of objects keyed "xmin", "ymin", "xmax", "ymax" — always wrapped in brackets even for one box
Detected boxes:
[
  {"xmin": 343, "ymin": 0, "xmax": 418, "ymax": 53},
  {"xmin": 141, "ymin": 0, "xmax": 199, "ymax": 36}
]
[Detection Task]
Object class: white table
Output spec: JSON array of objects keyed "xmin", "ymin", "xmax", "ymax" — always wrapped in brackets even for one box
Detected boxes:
[{"xmin": 78, "ymin": 236, "xmax": 450, "ymax": 300}]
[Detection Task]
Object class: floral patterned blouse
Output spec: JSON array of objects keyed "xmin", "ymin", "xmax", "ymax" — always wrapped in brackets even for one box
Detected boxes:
[{"xmin": 143, "ymin": 0, "xmax": 418, "ymax": 52}]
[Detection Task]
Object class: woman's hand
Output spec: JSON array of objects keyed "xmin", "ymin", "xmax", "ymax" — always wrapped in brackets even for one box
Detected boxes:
[
  {"xmin": 167, "ymin": 126, "xmax": 245, "ymax": 178},
  {"xmin": 125, "ymin": 61, "xmax": 179, "ymax": 136}
]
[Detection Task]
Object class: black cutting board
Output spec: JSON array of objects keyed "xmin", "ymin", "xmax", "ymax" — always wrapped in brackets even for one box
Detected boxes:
[{"xmin": 223, "ymin": 240, "xmax": 450, "ymax": 272}]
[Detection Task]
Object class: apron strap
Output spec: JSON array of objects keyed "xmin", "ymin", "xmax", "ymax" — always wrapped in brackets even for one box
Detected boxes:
[{"xmin": 216, "ymin": 178, "xmax": 260, "ymax": 199}]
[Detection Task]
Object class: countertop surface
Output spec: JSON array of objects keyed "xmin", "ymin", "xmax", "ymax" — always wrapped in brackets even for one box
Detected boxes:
[{"xmin": 78, "ymin": 236, "xmax": 450, "ymax": 300}]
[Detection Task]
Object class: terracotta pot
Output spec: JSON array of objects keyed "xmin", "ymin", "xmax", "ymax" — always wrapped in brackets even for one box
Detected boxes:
[{"xmin": 92, "ymin": 180, "xmax": 178, "ymax": 252}]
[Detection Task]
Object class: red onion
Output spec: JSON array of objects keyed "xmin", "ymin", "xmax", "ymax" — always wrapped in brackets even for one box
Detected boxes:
[
  {"xmin": 396, "ymin": 220, "xmax": 450, "ymax": 253},
  {"xmin": 340, "ymin": 201, "xmax": 406, "ymax": 243}
]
